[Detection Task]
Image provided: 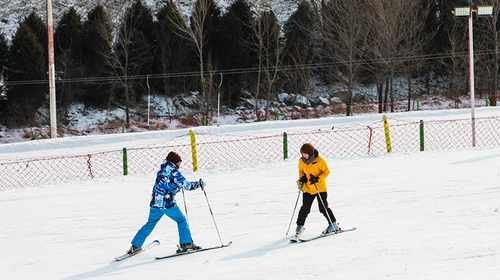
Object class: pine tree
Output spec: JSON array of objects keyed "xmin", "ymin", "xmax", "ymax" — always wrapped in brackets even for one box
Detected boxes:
[
  {"xmin": 155, "ymin": 1, "xmax": 196, "ymax": 100},
  {"xmin": 4, "ymin": 23, "xmax": 46, "ymax": 127},
  {"xmin": 82, "ymin": 5, "xmax": 111, "ymax": 73},
  {"xmin": 23, "ymin": 12, "xmax": 48, "ymax": 73},
  {"xmin": 81, "ymin": 5, "xmax": 113, "ymax": 108},
  {"xmin": 282, "ymin": 1, "xmax": 314, "ymax": 96},
  {"xmin": 198, "ymin": 0, "xmax": 221, "ymax": 59},
  {"xmin": 0, "ymin": 32, "xmax": 8, "ymax": 71},
  {"xmin": 108, "ymin": 0, "xmax": 156, "ymax": 122},
  {"xmin": 124, "ymin": 0, "xmax": 155, "ymax": 77},
  {"xmin": 118, "ymin": 0, "xmax": 156, "ymax": 102},
  {"xmin": 55, "ymin": 7, "xmax": 84, "ymax": 113},
  {"xmin": 215, "ymin": 0, "xmax": 255, "ymax": 107},
  {"xmin": 55, "ymin": 8, "xmax": 83, "ymax": 60},
  {"xmin": 0, "ymin": 32, "xmax": 7, "ymax": 105}
]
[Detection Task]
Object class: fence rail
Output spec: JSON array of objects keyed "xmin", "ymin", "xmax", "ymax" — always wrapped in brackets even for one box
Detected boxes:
[{"xmin": 2, "ymin": 115, "xmax": 500, "ymax": 191}]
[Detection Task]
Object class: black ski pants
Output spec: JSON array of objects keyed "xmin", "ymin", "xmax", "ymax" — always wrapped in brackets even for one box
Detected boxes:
[{"xmin": 297, "ymin": 192, "xmax": 336, "ymax": 226}]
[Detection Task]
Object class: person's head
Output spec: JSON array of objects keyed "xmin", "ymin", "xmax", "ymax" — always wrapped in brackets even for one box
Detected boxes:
[
  {"xmin": 300, "ymin": 143, "xmax": 315, "ymax": 160},
  {"xmin": 166, "ymin": 151, "xmax": 182, "ymax": 167}
]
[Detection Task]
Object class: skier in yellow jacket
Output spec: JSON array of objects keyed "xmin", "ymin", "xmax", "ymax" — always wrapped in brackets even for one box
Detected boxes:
[{"xmin": 295, "ymin": 143, "xmax": 338, "ymax": 238}]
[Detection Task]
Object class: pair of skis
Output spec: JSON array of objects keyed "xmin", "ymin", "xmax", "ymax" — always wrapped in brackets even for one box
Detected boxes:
[
  {"xmin": 114, "ymin": 240, "xmax": 232, "ymax": 261},
  {"xmin": 290, "ymin": 227, "xmax": 356, "ymax": 243}
]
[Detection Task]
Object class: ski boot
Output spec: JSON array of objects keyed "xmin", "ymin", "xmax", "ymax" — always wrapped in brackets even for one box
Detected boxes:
[
  {"xmin": 322, "ymin": 222, "xmax": 340, "ymax": 235},
  {"xmin": 127, "ymin": 245, "xmax": 142, "ymax": 255},
  {"xmin": 176, "ymin": 243, "xmax": 201, "ymax": 253},
  {"xmin": 290, "ymin": 225, "xmax": 305, "ymax": 242}
]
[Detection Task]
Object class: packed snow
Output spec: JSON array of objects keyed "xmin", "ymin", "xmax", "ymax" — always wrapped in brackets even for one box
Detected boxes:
[{"xmin": 1, "ymin": 107, "xmax": 500, "ymax": 279}]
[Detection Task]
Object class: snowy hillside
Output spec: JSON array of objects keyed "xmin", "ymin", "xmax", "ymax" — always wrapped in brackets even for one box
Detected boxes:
[
  {"xmin": 0, "ymin": 0, "xmax": 299, "ymax": 41},
  {"xmin": 1, "ymin": 107, "xmax": 499, "ymax": 279}
]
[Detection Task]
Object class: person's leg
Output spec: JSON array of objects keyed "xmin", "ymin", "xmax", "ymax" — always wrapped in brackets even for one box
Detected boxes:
[
  {"xmin": 131, "ymin": 207, "xmax": 164, "ymax": 247},
  {"xmin": 296, "ymin": 193, "xmax": 315, "ymax": 226},
  {"xmin": 317, "ymin": 192, "xmax": 336, "ymax": 224},
  {"xmin": 163, "ymin": 206, "xmax": 193, "ymax": 245}
]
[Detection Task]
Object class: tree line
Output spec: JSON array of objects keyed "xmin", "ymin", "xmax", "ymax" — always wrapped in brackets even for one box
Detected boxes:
[{"xmin": 0, "ymin": 0, "xmax": 499, "ymax": 128}]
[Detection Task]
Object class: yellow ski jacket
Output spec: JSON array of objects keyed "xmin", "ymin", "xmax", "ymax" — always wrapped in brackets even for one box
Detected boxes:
[{"xmin": 298, "ymin": 151, "xmax": 330, "ymax": 195}]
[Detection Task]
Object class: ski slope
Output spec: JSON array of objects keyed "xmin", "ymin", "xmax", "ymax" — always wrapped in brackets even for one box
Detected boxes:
[{"xmin": 1, "ymin": 108, "xmax": 499, "ymax": 279}]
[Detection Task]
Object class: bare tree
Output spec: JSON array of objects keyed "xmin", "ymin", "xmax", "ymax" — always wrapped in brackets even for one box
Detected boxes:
[
  {"xmin": 248, "ymin": 1, "xmax": 284, "ymax": 120},
  {"xmin": 440, "ymin": 18, "xmax": 468, "ymax": 107},
  {"xmin": 156, "ymin": 2, "xmax": 194, "ymax": 116},
  {"xmin": 366, "ymin": 0, "xmax": 434, "ymax": 112},
  {"xmin": 477, "ymin": 0, "xmax": 500, "ymax": 106},
  {"xmin": 168, "ymin": 0, "xmax": 217, "ymax": 115},
  {"xmin": 95, "ymin": 1, "xmax": 151, "ymax": 123},
  {"xmin": 319, "ymin": 0, "xmax": 369, "ymax": 116},
  {"xmin": 282, "ymin": 1, "xmax": 315, "ymax": 108},
  {"xmin": 398, "ymin": 0, "xmax": 435, "ymax": 111}
]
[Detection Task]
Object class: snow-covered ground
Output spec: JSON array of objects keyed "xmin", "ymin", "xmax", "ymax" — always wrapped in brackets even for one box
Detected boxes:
[{"xmin": 1, "ymin": 108, "xmax": 500, "ymax": 279}]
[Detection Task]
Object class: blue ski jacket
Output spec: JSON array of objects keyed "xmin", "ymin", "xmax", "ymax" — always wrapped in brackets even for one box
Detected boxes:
[{"xmin": 150, "ymin": 159, "xmax": 201, "ymax": 209}]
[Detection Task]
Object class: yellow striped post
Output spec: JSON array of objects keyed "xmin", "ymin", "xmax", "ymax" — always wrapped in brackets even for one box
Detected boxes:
[
  {"xmin": 189, "ymin": 129, "xmax": 198, "ymax": 172},
  {"xmin": 383, "ymin": 115, "xmax": 392, "ymax": 153}
]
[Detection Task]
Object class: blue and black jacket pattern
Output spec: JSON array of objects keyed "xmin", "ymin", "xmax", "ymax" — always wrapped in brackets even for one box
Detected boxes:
[{"xmin": 150, "ymin": 159, "xmax": 200, "ymax": 209}]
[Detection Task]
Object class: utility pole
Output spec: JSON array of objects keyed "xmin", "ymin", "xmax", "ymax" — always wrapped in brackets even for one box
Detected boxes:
[
  {"xmin": 453, "ymin": 5, "xmax": 494, "ymax": 147},
  {"xmin": 47, "ymin": 0, "xmax": 57, "ymax": 138}
]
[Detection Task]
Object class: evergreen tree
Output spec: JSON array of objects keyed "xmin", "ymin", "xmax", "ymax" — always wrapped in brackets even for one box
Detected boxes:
[
  {"xmin": 0, "ymin": 32, "xmax": 8, "ymax": 71},
  {"xmin": 0, "ymin": 32, "xmax": 7, "ymax": 108},
  {"xmin": 155, "ymin": 1, "xmax": 196, "ymax": 100},
  {"xmin": 110, "ymin": 0, "xmax": 156, "ymax": 122},
  {"xmin": 54, "ymin": 7, "xmax": 84, "ymax": 113},
  {"xmin": 4, "ymin": 23, "xmax": 46, "ymax": 127},
  {"xmin": 81, "ymin": 5, "xmax": 113, "ymax": 108},
  {"xmin": 23, "ymin": 12, "xmax": 48, "ymax": 73},
  {"xmin": 215, "ymin": 0, "xmax": 255, "ymax": 107},
  {"xmin": 55, "ymin": 8, "xmax": 83, "ymax": 60},
  {"xmin": 82, "ymin": 5, "xmax": 111, "ymax": 73},
  {"xmin": 282, "ymin": 1, "xmax": 314, "ymax": 95},
  {"xmin": 125, "ymin": 0, "xmax": 156, "ymax": 77},
  {"xmin": 118, "ymin": 0, "xmax": 156, "ymax": 102},
  {"xmin": 197, "ymin": 0, "xmax": 221, "ymax": 59}
]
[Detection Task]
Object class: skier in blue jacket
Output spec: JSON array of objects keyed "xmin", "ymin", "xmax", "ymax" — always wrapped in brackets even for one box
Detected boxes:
[{"xmin": 127, "ymin": 151, "xmax": 205, "ymax": 255}]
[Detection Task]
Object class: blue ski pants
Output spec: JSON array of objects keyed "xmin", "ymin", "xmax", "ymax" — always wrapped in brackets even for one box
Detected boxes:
[{"xmin": 131, "ymin": 206, "xmax": 193, "ymax": 247}]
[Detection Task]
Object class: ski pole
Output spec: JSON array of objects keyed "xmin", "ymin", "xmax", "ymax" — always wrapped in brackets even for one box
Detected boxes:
[
  {"xmin": 313, "ymin": 182, "xmax": 334, "ymax": 226},
  {"xmin": 286, "ymin": 190, "xmax": 302, "ymax": 236},
  {"xmin": 201, "ymin": 185, "xmax": 224, "ymax": 246},
  {"xmin": 181, "ymin": 188, "xmax": 189, "ymax": 225}
]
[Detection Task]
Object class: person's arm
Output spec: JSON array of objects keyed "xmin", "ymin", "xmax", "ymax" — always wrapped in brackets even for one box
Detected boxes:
[
  {"xmin": 317, "ymin": 159, "xmax": 330, "ymax": 182},
  {"xmin": 172, "ymin": 170, "xmax": 200, "ymax": 191}
]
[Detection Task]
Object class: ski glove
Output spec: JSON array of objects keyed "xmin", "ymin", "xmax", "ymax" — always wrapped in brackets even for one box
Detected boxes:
[
  {"xmin": 296, "ymin": 180, "xmax": 307, "ymax": 193},
  {"xmin": 309, "ymin": 175, "xmax": 319, "ymax": 184},
  {"xmin": 297, "ymin": 175, "xmax": 308, "ymax": 192},
  {"xmin": 199, "ymin": 179, "xmax": 205, "ymax": 189},
  {"xmin": 299, "ymin": 175, "xmax": 307, "ymax": 184}
]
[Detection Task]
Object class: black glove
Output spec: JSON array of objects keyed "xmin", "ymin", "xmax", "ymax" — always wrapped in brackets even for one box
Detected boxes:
[
  {"xmin": 309, "ymin": 175, "xmax": 319, "ymax": 184},
  {"xmin": 299, "ymin": 175, "xmax": 307, "ymax": 184},
  {"xmin": 199, "ymin": 179, "xmax": 205, "ymax": 189}
]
